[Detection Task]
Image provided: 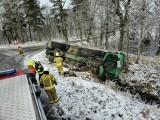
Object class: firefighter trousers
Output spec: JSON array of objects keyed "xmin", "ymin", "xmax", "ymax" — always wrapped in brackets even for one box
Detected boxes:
[
  {"xmin": 19, "ymin": 51, "xmax": 23, "ymax": 55},
  {"xmin": 45, "ymin": 87, "xmax": 58, "ymax": 103},
  {"xmin": 39, "ymin": 73, "xmax": 43, "ymax": 80},
  {"xmin": 56, "ymin": 65, "xmax": 64, "ymax": 75}
]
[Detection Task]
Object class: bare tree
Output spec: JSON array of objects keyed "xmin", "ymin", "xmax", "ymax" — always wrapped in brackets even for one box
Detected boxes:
[
  {"xmin": 154, "ymin": 0, "xmax": 160, "ymax": 55},
  {"xmin": 135, "ymin": 0, "xmax": 147, "ymax": 63},
  {"xmin": 112, "ymin": 0, "xmax": 132, "ymax": 51}
]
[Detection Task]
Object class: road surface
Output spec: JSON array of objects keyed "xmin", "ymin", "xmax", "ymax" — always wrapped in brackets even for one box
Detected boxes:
[{"xmin": 0, "ymin": 46, "xmax": 45, "ymax": 71}]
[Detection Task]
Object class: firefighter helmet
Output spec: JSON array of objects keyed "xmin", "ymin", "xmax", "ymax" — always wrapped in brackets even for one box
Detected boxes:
[
  {"xmin": 56, "ymin": 52, "xmax": 60, "ymax": 56},
  {"xmin": 43, "ymin": 67, "xmax": 49, "ymax": 71},
  {"xmin": 35, "ymin": 58, "xmax": 40, "ymax": 62}
]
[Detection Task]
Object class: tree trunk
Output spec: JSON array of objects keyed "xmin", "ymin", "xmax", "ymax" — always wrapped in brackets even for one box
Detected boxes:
[
  {"xmin": 80, "ymin": 26, "xmax": 83, "ymax": 45},
  {"xmin": 4, "ymin": 32, "xmax": 11, "ymax": 44},
  {"xmin": 37, "ymin": 29, "xmax": 42, "ymax": 41},
  {"xmin": 25, "ymin": 30, "xmax": 29, "ymax": 42},
  {"xmin": 87, "ymin": 20, "xmax": 95, "ymax": 45},
  {"xmin": 69, "ymin": 25, "xmax": 73, "ymax": 37},
  {"xmin": 93, "ymin": 29, "xmax": 97, "ymax": 47},
  {"xmin": 104, "ymin": 0, "xmax": 109, "ymax": 49},
  {"xmin": 99, "ymin": 17, "xmax": 104, "ymax": 46},
  {"xmin": 46, "ymin": 17, "xmax": 51, "ymax": 41},
  {"xmin": 135, "ymin": 30, "xmax": 147, "ymax": 64},
  {"xmin": 105, "ymin": 34, "xmax": 109, "ymax": 49},
  {"xmin": 49, "ymin": 26, "xmax": 52, "ymax": 41},
  {"xmin": 136, "ymin": 43, "xmax": 142, "ymax": 64},
  {"xmin": 135, "ymin": 0, "xmax": 146, "ymax": 63},
  {"xmin": 83, "ymin": 24, "xmax": 87, "ymax": 38},
  {"xmin": 118, "ymin": 21, "xmax": 125, "ymax": 51},
  {"xmin": 105, "ymin": 20, "xmax": 109, "ymax": 49},
  {"xmin": 155, "ymin": 24, "xmax": 160, "ymax": 55},
  {"xmin": 7, "ymin": 37, "xmax": 11, "ymax": 44},
  {"xmin": 126, "ymin": 18, "xmax": 130, "ymax": 71},
  {"xmin": 21, "ymin": 27, "xmax": 25, "ymax": 43},
  {"xmin": 77, "ymin": 9, "xmax": 83, "ymax": 45},
  {"xmin": 17, "ymin": 23, "xmax": 25, "ymax": 43},
  {"xmin": 100, "ymin": 31, "xmax": 104, "ymax": 45},
  {"xmin": 28, "ymin": 25, "xmax": 32, "ymax": 41},
  {"xmin": 104, "ymin": 21, "xmax": 109, "ymax": 50},
  {"xmin": 10, "ymin": 30, "xmax": 14, "ymax": 41},
  {"xmin": 58, "ymin": 0, "xmax": 68, "ymax": 41}
]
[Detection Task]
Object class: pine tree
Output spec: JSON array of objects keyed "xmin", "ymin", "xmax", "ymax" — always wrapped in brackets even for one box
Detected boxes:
[
  {"xmin": 50, "ymin": 0, "xmax": 68, "ymax": 41},
  {"xmin": 23, "ymin": 0, "xmax": 44, "ymax": 41},
  {"xmin": 1, "ymin": 0, "xmax": 25, "ymax": 43}
]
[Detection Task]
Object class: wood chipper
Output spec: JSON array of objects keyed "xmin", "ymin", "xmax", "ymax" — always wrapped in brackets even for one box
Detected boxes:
[{"xmin": 98, "ymin": 52, "xmax": 126, "ymax": 81}]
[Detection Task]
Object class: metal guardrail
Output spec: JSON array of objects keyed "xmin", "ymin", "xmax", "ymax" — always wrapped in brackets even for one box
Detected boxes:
[{"xmin": 28, "ymin": 78, "xmax": 47, "ymax": 120}]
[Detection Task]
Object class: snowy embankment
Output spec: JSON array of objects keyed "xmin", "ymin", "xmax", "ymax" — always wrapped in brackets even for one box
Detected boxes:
[
  {"xmin": 25, "ymin": 50, "xmax": 160, "ymax": 120},
  {"xmin": 120, "ymin": 54, "xmax": 160, "ymax": 97}
]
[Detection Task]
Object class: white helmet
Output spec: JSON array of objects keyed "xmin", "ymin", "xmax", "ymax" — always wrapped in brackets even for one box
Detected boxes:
[
  {"xmin": 56, "ymin": 52, "xmax": 60, "ymax": 56},
  {"xmin": 44, "ymin": 67, "xmax": 49, "ymax": 71},
  {"xmin": 35, "ymin": 58, "xmax": 40, "ymax": 62}
]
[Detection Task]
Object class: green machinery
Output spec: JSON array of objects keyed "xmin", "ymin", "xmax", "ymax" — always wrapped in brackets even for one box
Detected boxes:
[
  {"xmin": 46, "ymin": 41, "xmax": 126, "ymax": 81},
  {"xmin": 65, "ymin": 50, "xmax": 126, "ymax": 80},
  {"xmin": 98, "ymin": 52, "xmax": 126, "ymax": 80},
  {"xmin": 64, "ymin": 45, "xmax": 104, "ymax": 68}
]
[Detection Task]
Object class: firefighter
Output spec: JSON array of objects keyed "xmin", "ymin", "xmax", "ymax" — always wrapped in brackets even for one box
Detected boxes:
[
  {"xmin": 54, "ymin": 52, "xmax": 64, "ymax": 75},
  {"xmin": 40, "ymin": 67, "xmax": 59, "ymax": 104},
  {"xmin": 35, "ymin": 58, "xmax": 44, "ymax": 80},
  {"xmin": 17, "ymin": 46, "xmax": 24, "ymax": 55},
  {"xmin": 27, "ymin": 60, "xmax": 37, "ymax": 84}
]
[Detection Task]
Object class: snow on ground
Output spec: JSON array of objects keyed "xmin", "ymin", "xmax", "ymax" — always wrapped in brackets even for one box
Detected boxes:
[
  {"xmin": 120, "ymin": 62, "xmax": 160, "ymax": 83},
  {"xmin": 0, "ymin": 41, "xmax": 47, "ymax": 50},
  {"xmin": 120, "ymin": 55, "xmax": 160, "ymax": 96},
  {"xmin": 24, "ymin": 50, "xmax": 160, "ymax": 120}
]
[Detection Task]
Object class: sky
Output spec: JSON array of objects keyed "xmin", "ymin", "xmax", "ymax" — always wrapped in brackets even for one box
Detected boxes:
[
  {"xmin": 39, "ymin": 0, "xmax": 72, "ymax": 8},
  {"xmin": 39, "ymin": 0, "xmax": 50, "ymax": 6}
]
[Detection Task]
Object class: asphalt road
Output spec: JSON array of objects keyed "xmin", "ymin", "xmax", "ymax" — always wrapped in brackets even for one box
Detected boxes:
[{"xmin": 0, "ymin": 46, "xmax": 45, "ymax": 71}]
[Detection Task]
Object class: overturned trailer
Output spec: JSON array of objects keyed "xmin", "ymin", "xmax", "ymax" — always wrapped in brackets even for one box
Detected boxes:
[{"xmin": 46, "ymin": 41, "xmax": 126, "ymax": 80}]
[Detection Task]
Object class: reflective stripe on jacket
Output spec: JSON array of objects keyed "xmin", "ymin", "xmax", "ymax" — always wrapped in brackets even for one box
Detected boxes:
[
  {"xmin": 40, "ymin": 74, "xmax": 56, "ymax": 90},
  {"xmin": 35, "ymin": 62, "xmax": 43, "ymax": 75},
  {"xmin": 54, "ymin": 57, "xmax": 63, "ymax": 67}
]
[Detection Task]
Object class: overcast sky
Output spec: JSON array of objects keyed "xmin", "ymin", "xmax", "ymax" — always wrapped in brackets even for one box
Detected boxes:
[
  {"xmin": 39, "ymin": 0, "xmax": 50, "ymax": 5},
  {"xmin": 39, "ymin": 0, "xmax": 72, "ymax": 8}
]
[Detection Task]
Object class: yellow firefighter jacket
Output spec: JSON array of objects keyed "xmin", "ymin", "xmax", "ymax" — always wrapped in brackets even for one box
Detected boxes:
[
  {"xmin": 17, "ymin": 47, "xmax": 22, "ymax": 52},
  {"xmin": 40, "ymin": 74, "xmax": 57, "ymax": 90},
  {"xmin": 54, "ymin": 57, "xmax": 63, "ymax": 67}
]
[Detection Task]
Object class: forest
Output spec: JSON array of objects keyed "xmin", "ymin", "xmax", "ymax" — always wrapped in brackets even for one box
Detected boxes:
[{"xmin": 0, "ymin": 0, "xmax": 160, "ymax": 61}]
